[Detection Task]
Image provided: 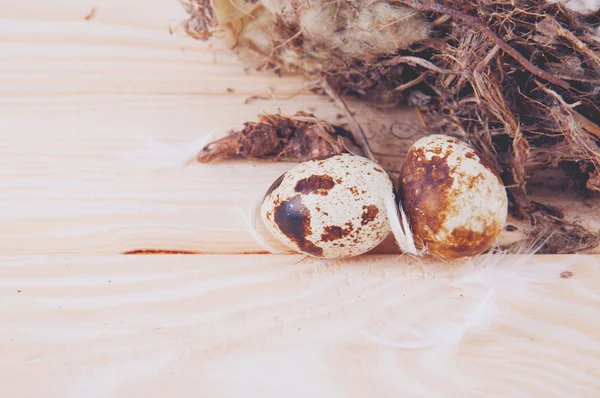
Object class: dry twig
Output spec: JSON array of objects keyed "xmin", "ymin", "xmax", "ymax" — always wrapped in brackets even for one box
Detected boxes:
[
  {"xmin": 382, "ymin": 55, "xmax": 455, "ymax": 74},
  {"xmin": 321, "ymin": 78, "xmax": 377, "ymax": 162},
  {"xmin": 537, "ymin": 18, "xmax": 600, "ymax": 73},
  {"xmin": 395, "ymin": 73, "xmax": 428, "ymax": 92}
]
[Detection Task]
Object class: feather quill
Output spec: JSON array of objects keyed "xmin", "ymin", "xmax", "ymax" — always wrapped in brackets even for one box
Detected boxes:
[
  {"xmin": 449, "ymin": 233, "xmax": 571, "ymax": 294},
  {"xmin": 234, "ymin": 190, "xmax": 287, "ymax": 254},
  {"xmin": 383, "ymin": 193, "xmax": 419, "ymax": 256},
  {"xmin": 361, "ymin": 289, "xmax": 496, "ymax": 350}
]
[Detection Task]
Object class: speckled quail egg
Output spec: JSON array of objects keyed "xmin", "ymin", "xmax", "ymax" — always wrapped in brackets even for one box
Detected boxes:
[
  {"xmin": 260, "ymin": 154, "xmax": 394, "ymax": 259},
  {"xmin": 399, "ymin": 134, "xmax": 508, "ymax": 260}
]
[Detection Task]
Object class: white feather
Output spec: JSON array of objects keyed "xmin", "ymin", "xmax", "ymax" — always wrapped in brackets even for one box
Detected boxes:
[
  {"xmin": 361, "ymin": 290, "xmax": 496, "ymax": 350},
  {"xmin": 362, "ymin": 233, "xmax": 575, "ymax": 351},
  {"xmin": 121, "ymin": 133, "xmax": 214, "ymax": 171},
  {"xmin": 233, "ymin": 190, "xmax": 287, "ymax": 254},
  {"xmin": 448, "ymin": 235, "xmax": 572, "ymax": 294},
  {"xmin": 383, "ymin": 193, "xmax": 419, "ymax": 256}
]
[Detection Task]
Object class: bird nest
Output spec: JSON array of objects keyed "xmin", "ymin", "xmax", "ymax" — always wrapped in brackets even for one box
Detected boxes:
[{"xmin": 180, "ymin": 0, "xmax": 600, "ymax": 253}]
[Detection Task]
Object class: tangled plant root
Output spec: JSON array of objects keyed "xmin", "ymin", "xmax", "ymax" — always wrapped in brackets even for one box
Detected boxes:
[{"xmin": 197, "ymin": 112, "xmax": 363, "ymax": 163}]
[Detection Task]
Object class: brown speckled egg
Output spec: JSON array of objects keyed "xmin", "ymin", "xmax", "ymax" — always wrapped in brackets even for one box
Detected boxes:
[
  {"xmin": 261, "ymin": 154, "xmax": 394, "ymax": 259},
  {"xmin": 399, "ymin": 134, "xmax": 508, "ymax": 260}
]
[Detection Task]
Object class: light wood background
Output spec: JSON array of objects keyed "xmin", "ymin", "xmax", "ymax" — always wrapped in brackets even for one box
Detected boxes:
[{"xmin": 1, "ymin": 1, "xmax": 599, "ymax": 397}]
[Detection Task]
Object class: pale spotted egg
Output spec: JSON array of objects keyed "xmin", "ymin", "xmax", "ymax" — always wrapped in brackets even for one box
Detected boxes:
[{"xmin": 260, "ymin": 154, "xmax": 395, "ymax": 258}]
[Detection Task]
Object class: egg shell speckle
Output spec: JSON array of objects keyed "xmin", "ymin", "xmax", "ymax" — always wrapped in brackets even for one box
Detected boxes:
[
  {"xmin": 399, "ymin": 134, "xmax": 508, "ymax": 260},
  {"xmin": 261, "ymin": 154, "xmax": 393, "ymax": 259}
]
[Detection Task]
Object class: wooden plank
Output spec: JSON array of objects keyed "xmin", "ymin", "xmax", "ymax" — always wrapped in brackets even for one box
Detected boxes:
[
  {"xmin": 0, "ymin": 0, "xmax": 423, "ymax": 255},
  {"xmin": 0, "ymin": 0, "xmax": 331, "ymax": 255},
  {"xmin": 0, "ymin": 253, "xmax": 599, "ymax": 397},
  {"xmin": 1, "ymin": 2, "xmax": 600, "ymax": 396}
]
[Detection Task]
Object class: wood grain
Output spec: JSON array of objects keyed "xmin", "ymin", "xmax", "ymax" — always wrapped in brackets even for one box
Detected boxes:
[
  {"xmin": 1, "ymin": 253, "xmax": 599, "ymax": 397},
  {"xmin": 2, "ymin": 1, "xmax": 600, "ymax": 396},
  {"xmin": 0, "ymin": 0, "xmax": 330, "ymax": 255}
]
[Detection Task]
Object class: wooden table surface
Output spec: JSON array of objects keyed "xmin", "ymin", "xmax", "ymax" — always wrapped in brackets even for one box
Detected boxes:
[{"xmin": 1, "ymin": 1, "xmax": 599, "ymax": 397}]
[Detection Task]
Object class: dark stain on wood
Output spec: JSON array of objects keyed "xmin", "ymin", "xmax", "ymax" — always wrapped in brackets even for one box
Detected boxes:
[
  {"xmin": 122, "ymin": 249, "xmax": 270, "ymax": 255},
  {"xmin": 122, "ymin": 249, "xmax": 202, "ymax": 255},
  {"xmin": 84, "ymin": 7, "xmax": 96, "ymax": 21},
  {"xmin": 560, "ymin": 271, "xmax": 573, "ymax": 279}
]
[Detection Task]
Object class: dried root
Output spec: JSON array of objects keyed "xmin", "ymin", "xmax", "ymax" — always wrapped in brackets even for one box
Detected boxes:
[
  {"xmin": 526, "ymin": 201, "xmax": 600, "ymax": 254},
  {"xmin": 197, "ymin": 112, "xmax": 362, "ymax": 163}
]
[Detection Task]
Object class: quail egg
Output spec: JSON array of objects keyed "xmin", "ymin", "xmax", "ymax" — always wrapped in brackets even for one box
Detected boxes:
[
  {"xmin": 399, "ymin": 134, "xmax": 508, "ymax": 260},
  {"xmin": 261, "ymin": 154, "xmax": 394, "ymax": 258}
]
